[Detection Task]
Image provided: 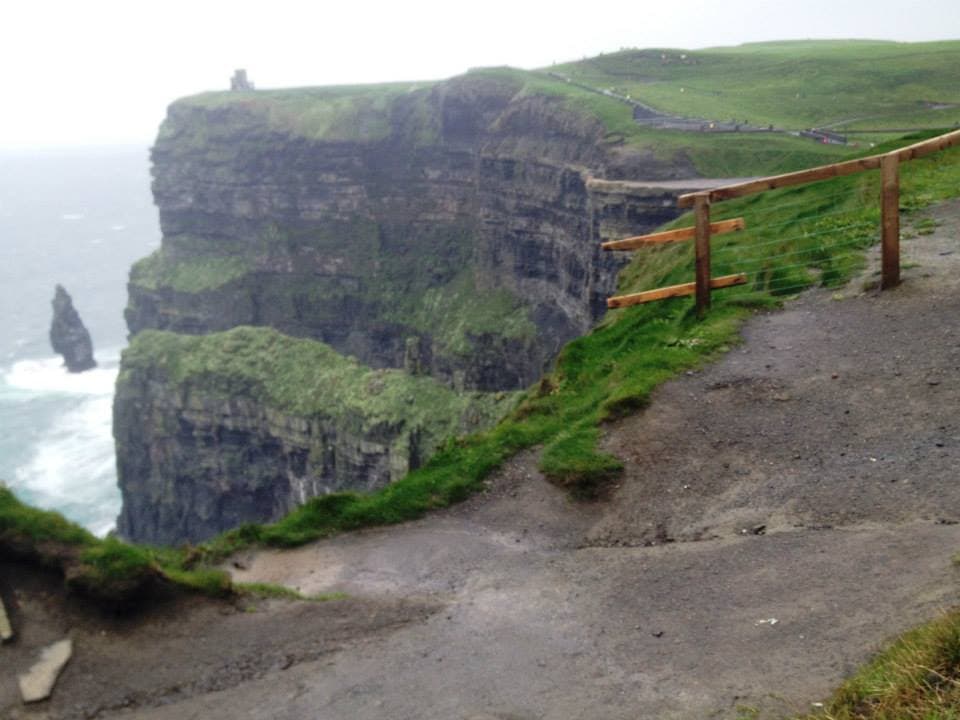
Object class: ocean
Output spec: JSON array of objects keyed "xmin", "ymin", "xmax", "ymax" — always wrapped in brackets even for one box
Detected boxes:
[{"xmin": 0, "ymin": 147, "xmax": 160, "ymax": 536}]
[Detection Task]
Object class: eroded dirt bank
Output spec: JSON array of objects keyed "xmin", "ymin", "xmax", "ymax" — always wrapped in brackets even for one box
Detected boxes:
[{"xmin": 5, "ymin": 201, "xmax": 960, "ymax": 719}]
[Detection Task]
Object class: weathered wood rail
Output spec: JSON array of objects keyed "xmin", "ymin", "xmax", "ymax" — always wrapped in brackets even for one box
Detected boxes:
[{"xmin": 604, "ymin": 128, "xmax": 960, "ymax": 316}]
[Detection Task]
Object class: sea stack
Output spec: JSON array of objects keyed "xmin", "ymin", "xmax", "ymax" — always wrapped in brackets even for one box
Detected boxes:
[{"xmin": 50, "ymin": 284, "xmax": 96, "ymax": 372}]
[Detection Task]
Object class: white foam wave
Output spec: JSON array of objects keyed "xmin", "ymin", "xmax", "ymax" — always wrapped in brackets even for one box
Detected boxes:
[
  {"xmin": 3, "ymin": 348, "xmax": 125, "ymax": 535},
  {"xmin": 14, "ymin": 394, "xmax": 119, "ymax": 537},
  {"xmin": 61, "ymin": 213, "xmax": 85, "ymax": 221},
  {"xmin": 4, "ymin": 356, "xmax": 118, "ymax": 396}
]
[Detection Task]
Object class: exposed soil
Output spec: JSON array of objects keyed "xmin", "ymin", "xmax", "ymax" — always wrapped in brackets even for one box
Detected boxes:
[
  {"xmin": 5, "ymin": 201, "xmax": 960, "ymax": 719},
  {"xmin": 0, "ymin": 561, "xmax": 438, "ymax": 720}
]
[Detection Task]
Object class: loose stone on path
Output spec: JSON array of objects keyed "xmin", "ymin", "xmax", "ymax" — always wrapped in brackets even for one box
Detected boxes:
[
  {"xmin": 18, "ymin": 638, "xmax": 73, "ymax": 703},
  {"xmin": 0, "ymin": 595, "xmax": 12, "ymax": 642}
]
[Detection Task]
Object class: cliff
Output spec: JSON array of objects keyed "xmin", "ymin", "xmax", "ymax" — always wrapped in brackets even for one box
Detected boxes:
[
  {"xmin": 116, "ymin": 69, "xmax": 698, "ymax": 543},
  {"xmin": 115, "ymin": 327, "xmax": 514, "ymax": 544},
  {"xmin": 126, "ymin": 71, "xmax": 694, "ymax": 389}
]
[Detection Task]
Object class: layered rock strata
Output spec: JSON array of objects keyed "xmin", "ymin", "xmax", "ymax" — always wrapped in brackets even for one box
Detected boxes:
[
  {"xmin": 126, "ymin": 72, "xmax": 693, "ymax": 390},
  {"xmin": 116, "ymin": 69, "xmax": 700, "ymax": 543},
  {"xmin": 115, "ymin": 327, "xmax": 514, "ymax": 544}
]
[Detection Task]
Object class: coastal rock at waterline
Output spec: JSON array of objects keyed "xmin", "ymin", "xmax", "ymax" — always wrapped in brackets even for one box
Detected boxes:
[{"xmin": 50, "ymin": 284, "xmax": 96, "ymax": 372}]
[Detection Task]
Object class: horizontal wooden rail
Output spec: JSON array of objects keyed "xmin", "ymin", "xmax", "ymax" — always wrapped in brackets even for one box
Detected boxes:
[
  {"xmin": 677, "ymin": 157, "xmax": 881, "ymax": 207},
  {"xmin": 678, "ymin": 128, "xmax": 960, "ymax": 208},
  {"xmin": 893, "ymin": 128, "xmax": 960, "ymax": 162},
  {"xmin": 607, "ymin": 273, "xmax": 748, "ymax": 309},
  {"xmin": 601, "ymin": 218, "xmax": 745, "ymax": 251}
]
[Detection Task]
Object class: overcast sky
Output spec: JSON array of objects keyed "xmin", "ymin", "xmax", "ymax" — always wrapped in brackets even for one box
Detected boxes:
[{"xmin": 2, "ymin": 0, "xmax": 958, "ymax": 149}]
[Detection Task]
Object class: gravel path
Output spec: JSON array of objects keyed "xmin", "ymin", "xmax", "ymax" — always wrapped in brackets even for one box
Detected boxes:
[{"xmin": 5, "ymin": 201, "xmax": 960, "ymax": 720}]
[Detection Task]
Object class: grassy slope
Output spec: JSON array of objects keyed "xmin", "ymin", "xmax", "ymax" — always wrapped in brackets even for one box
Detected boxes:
[
  {"xmin": 0, "ymin": 485, "xmax": 230, "ymax": 603},
  {"xmin": 121, "ymin": 326, "xmax": 517, "ymax": 438},
  {"xmin": 447, "ymin": 66, "xmax": 849, "ymax": 178},
  {"xmin": 553, "ymin": 40, "xmax": 960, "ymax": 132},
  {"xmin": 165, "ymin": 82, "xmax": 431, "ymax": 143},
  {"xmin": 129, "ymin": 247, "xmax": 252, "ymax": 293}
]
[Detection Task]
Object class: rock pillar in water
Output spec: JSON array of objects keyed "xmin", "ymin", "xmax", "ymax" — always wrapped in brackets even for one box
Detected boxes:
[{"xmin": 50, "ymin": 284, "xmax": 96, "ymax": 372}]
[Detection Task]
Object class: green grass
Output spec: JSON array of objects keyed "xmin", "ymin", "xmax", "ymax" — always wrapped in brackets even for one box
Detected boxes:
[
  {"xmin": 162, "ymin": 41, "xmax": 960, "ymax": 186},
  {"xmin": 552, "ymin": 40, "xmax": 960, "ymax": 132},
  {"xmin": 0, "ymin": 483, "xmax": 95, "ymax": 547},
  {"xmin": 120, "ymin": 326, "xmax": 518, "ymax": 441},
  {"xmin": 129, "ymin": 247, "xmax": 252, "ymax": 293},
  {"xmin": 798, "ymin": 608, "xmax": 960, "ymax": 719},
  {"xmin": 234, "ymin": 582, "xmax": 347, "ymax": 602},
  {"xmin": 166, "ymin": 57, "xmax": 856, "ymax": 182},
  {"xmin": 470, "ymin": 65, "xmax": 849, "ymax": 177},
  {"xmin": 168, "ymin": 82, "xmax": 433, "ymax": 143},
  {"xmin": 383, "ymin": 270, "xmax": 538, "ymax": 356},
  {"xmin": 0, "ymin": 484, "xmax": 231, "ymax": 604}
]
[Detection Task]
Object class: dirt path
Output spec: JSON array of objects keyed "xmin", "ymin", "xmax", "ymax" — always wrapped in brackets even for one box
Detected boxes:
[{"xmin": 5, "ymin": 201, "xmax": 960, "ymax": 719}]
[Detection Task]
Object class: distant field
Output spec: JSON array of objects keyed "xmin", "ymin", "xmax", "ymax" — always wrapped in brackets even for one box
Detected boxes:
[{"xmin": 550, "ymin": 39, "xmax": 960, "ymax": 131}]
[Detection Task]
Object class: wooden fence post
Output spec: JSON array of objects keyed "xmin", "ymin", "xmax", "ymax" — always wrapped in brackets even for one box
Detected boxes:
[
  {"xmin": 881, "ymin": 152, "xmax": 901, "ymax": 289},
  {"xmin": 694, "ymin": 193, "xmax": 712, "ymax": 317}
]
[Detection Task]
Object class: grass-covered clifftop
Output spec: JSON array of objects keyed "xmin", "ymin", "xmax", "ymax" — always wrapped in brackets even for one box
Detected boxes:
[
  {"xmin": 129, "ymin": 246, "xmax": 252, "ymax": 293},
  {"xmin": 0, "ymin": 484, "xmax": 230, "ymax": 605},
  {"xmin": 554, "ymin": 39, "xmax": 960, "ymax": 134},
  {"xmin": 159, "ymin": 40, "xmax": 960, "ymax": 183},
  {"xmin": 165, "ymin": 81, "xmax": 434, "ymax": 144},
  {"xmin": 114, "ymin": 326, "xmax": 522, "ymax": 543},
  {"xmin": 119, "ymin": 326, "xmax": 516, "ymax": 436},
  {"xmin": 169, "ymin": 65, "xmax": 848, "ymax": 179}
]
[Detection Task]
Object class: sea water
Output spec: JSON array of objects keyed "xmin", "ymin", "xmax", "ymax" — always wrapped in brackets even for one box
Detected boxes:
[{"xmin": 0, "ymin": 147, "xmax": 160, "ymax": 535}]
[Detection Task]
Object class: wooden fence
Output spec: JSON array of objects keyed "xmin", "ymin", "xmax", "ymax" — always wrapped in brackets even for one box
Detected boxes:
[{"xmin": 604, "ymin": 128, "xmax": 960, "ymax": 317}]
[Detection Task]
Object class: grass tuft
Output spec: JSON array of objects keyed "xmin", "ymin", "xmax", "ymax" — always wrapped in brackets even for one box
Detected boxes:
[
  {"xmin": 234, "ymin": 582, "xmax": 347, "ymax": 602},
  {"xmin": 799, "ymin": 609, "xmax": 960, "ymax": 719}
]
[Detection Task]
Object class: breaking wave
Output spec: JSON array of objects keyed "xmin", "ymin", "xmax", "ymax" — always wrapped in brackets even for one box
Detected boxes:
[{"xmin": 2, "ymin": 350, "xmax": 121, "ymax": 537}]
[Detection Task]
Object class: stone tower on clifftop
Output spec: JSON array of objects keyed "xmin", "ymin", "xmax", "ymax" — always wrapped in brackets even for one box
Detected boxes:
[{"xmin": 230, "ymin": 69, "xmax": 254, "ymax": 91}]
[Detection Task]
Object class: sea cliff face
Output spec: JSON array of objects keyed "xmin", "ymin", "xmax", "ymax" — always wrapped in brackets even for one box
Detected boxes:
[
  {"xmin": 116, "ymin": 69, "xmax": 698, "ymax": 544},
  {"xmin": 114, "ymin": 328, "xmax": 514, "ymax": 545},
  {"xmin": 127, "ymin": 72, "xmax": 692, "ymax": 389}
]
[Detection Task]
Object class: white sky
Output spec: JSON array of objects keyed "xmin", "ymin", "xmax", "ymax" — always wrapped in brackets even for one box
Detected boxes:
[{"xmin": 2, "ymin": 0, "xmax": 958, "ymax": 149}]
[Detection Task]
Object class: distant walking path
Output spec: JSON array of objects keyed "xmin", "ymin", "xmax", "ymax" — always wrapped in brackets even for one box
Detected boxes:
[
  {"xmin": 544, "ymin": 71, "xmax": 957, "ymax": 140},
  {"xmin": 542, "ymin": 70, "xmax": 780, "ymax": 134}
]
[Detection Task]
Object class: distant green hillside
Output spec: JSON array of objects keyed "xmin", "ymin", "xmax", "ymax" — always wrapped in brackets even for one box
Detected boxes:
[
  {"xmin": 175, "ymin": 66, "xmax": 848, "ymax": 179},
  {"xmin": 468, "ymin": 66, "xmax": 850, "ymax": 177},
  {"xmin": 173, "ymin": 40, "xmax": 960, "ymax": 179},
  {"xmin": 552, "ymin": 39, "xmax": 960, "ymax": 133}
]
